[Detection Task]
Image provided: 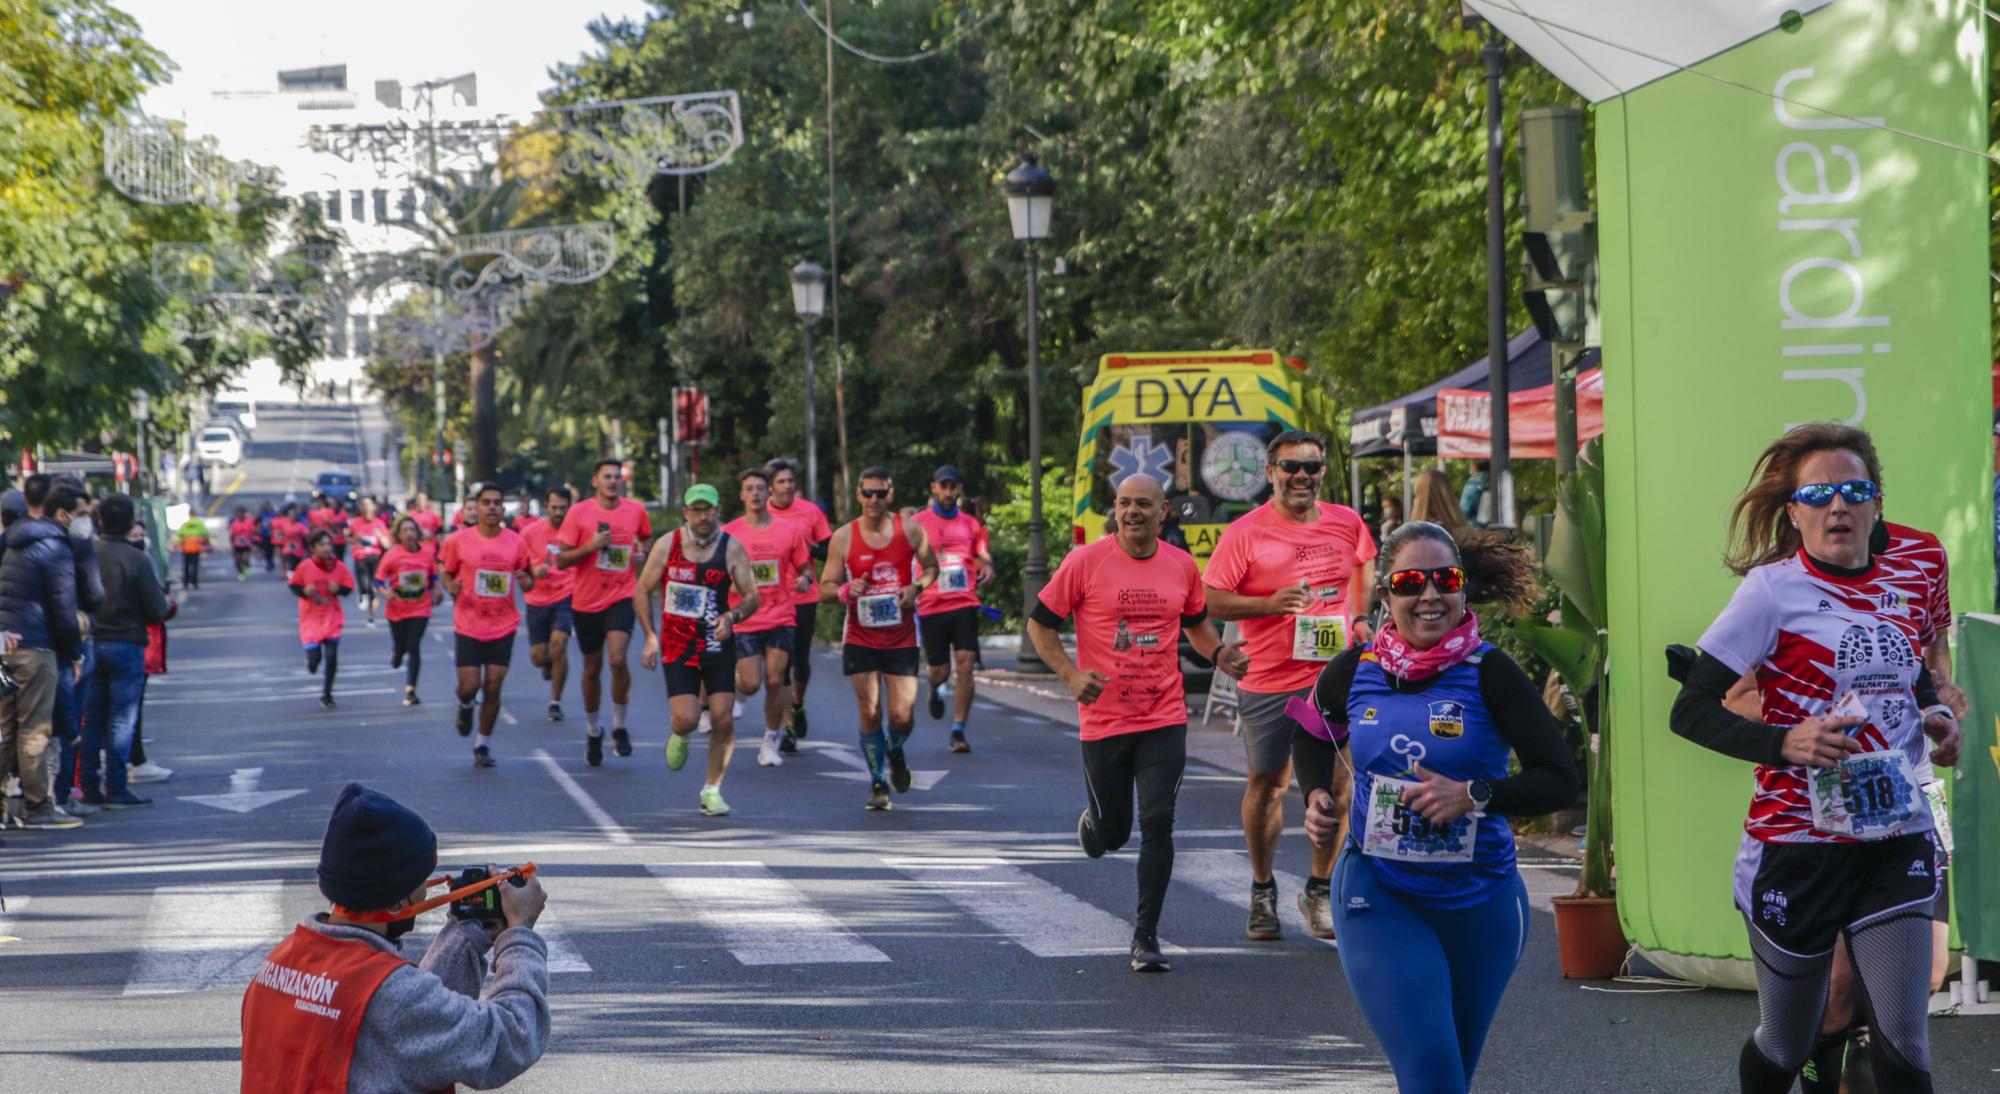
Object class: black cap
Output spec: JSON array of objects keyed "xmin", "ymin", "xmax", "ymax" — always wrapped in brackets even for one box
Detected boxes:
[
  {"xmin": 317, "ymin": 783, "xmax": 437, "ymax": 911},
  {"xmin": 932, "ymin": 465, "xmax": 963, "ymax": 485}
]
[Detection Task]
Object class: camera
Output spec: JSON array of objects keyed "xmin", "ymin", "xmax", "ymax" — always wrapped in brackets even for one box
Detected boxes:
[{"xmin": 447, "ymin": 866, "xmax": 527, "ymax": 922}]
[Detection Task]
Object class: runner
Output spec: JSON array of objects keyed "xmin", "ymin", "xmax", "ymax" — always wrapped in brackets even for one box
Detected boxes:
[
  {"xmin": 1027, "ymin": 474, "xmax": 1248, "ymax": 972},
  {"xmin": 721, "ymin": 467, "xmax": 812, "ymax": 769},
  {"xmin": 279, "ymin": 503, "xmax": 308, "ymax": 575},
  {"xmin": 227, "ymin": 506, "xmax": 256, "ymax": 582},
  {"xmin": 254, "ymin": 501, "xmax": 277, "ymax": 572},
  {"xmin": 288, "ymin": 530, "xmax": 356, "ymax": 709},
  {"xmin": 555, "ymin": 459, "xmax": 653, "ymax": 766},
  {"xmin": 407, "ymin": 491, "xmax": 444, "ymax": 541},
  {"xmin": 1203, "ymin": 428, "xmax": 1377, "ymax": 941},
  {"xmin": 309, "ymin": 494, "xmax": 351, "ymax": 562},
  {"xmin": 638, "ymin": 484, "xmax": 760, "ymax": 816},
  {"xmin": 1297, "ymin": 520, "xmax": 1572, "ymax": 1089},
  {"xmin": 175, "ymin": 512, "xmax": 210, "ymax": 590},
  {"xmin": 819, "ymin": 467, "xmax": 938, "ymax": 811},
  {"xmin": 522, "ymin": 486, "xmax": 576, "ymax": 722},
  {"xmin": 512, "ymin": 491, "xmax": 539, "ymax": 533},
  {"xmin": 1669, "ymin": 425, "xmax": 1961, "ymax": 1094},
  {"xmin": 348, "ymin": 498, "xmax": 390, "ymax": 625},
  {"xmin": 374, "ymin": 515, "xmax": 440, "ymax": 706},
  {"xmin": 438, "ymin": 483, "xmax": 536, "ymax": 768},
  {"xmin": 767, "ymin": 458, "xmax": 832, "ymax": 749},
  {"xmin": 910, "ymin": 465, "xmax": 994, "ymax": 754}
]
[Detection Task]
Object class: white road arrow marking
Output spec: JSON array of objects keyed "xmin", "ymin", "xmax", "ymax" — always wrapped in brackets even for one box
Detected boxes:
[{"xmin": 179, "ymin": 789, "xmax": 309, "ymax": 814}]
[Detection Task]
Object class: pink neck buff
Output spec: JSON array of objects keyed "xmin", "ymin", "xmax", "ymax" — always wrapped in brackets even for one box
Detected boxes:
[{"xmin": 1370, "ymin": 611, "xmax": 1482, "ymax": 682}]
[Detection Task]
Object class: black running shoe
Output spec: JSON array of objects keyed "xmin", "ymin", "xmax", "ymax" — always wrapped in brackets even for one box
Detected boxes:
[
  {"xmin": 455, "ymin": 703, "xmax": 474, "ymax": 737},
  {"xmin": 473, "ymin": 746, "xmax": 495, "ymax": 768},
  {"xmin": 779, "ymin": 730, "xmax": 798, "ymax": 754},
  {"xmin": 1078, "ymin": 808, "xmax": 1105, "ymax": 859},
  {"xmin": 789, "ymin": 703, "xmax": 808, "ymax": 739},
  {"xmin": 865, "ymin": 780, "xmax": 892, "ymax": 811},
  {"xmin": 949, "ymin": 730, "xmax": 970, "ymax": 754},
  {"xmin": 611, "ymin": 727, "xmax": 633, "ymax": 757},
  {"xmin": 320, "ymin": 694, "xmax": 335, "ymax": 709},
  {"xmin": 586, "ymin": 734, "xmax": 603, "ymax": 767},
  {"xmin": 547, "ymin": 702, "xmax": 564, "ymax": 722},
  {"xmin": 1130, "ymin": 932, "xmax": 1169, "ymax": 973},
  {"xmin": 927, "ymin": 685, "xmax": 945, "ymax": 721},
  {"xmin": 888, "ymin": 748, "xmax": 912, "ymax": 793},
  {"xmin": 403, "ymin": 687, "xmax": 419, "ymax": 707}
]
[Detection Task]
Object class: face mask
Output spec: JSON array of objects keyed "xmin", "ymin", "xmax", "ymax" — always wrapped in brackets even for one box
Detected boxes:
[
  {"xmin": 384, "ymin": 915, "xmax": 417, "ymax": 942},
  {"xmin": 68, "ymin": 516, "xmax": 93, "ymax": 542}
]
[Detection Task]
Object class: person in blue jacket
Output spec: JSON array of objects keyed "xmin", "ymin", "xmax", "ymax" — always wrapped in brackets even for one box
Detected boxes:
[{"xmin": 1294, "ymin": 520, "xmax": 1576, "ymax": 1093}]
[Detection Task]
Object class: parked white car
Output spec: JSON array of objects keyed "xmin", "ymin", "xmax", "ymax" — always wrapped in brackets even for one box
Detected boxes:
[
  {"xmin": 212, "ymin": 394, "xmax": 257, "ymax": 435},
  {"xmin": 197, "ymin": 425, "xmax": 244, "ymax": 466}
]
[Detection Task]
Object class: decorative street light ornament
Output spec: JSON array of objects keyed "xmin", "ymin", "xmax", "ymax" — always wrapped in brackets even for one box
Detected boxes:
[
  {"xmin": 542, "ymin": 91, "xmax": 743, "ymax": 183},
  {"xmin": 373, "ymin": 282, "xmax": 539, "ymax": 357},
  {"xmin": 445, "ymin": 222, "xmax": 617, "ymax": 291},
  {"xmin": 1003, "ymin": 152, "xmax": 1056, "ymax": 243},
  {"xmin": 789, "ymin": 259, "xmax": 827, "ymax": 319},
  {"xmin": 104, "ymin": 121, "xmax": 237, "ymax": 206},
  {"xmin": 151, "ymin": 242, "xmax": 341, "ymax": 304}
]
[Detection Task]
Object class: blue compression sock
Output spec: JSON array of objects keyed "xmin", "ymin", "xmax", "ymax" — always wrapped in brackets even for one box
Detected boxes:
[
  {"xmin": 951, "ymin": 720, "xmax": 966, "ymax": 733},
  {"xmin": 859, "ymin": 730, "xmax": 888, "ymax": 782},
  {"xmin": 888, "ymin": 728, "xmax": 910, "ymax": 754}
]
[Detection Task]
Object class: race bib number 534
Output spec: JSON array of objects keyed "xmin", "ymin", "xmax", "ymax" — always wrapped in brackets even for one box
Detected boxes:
[{"xmin": 1361, "ymin": 775, "xmax": 1476, "ymax": 862}]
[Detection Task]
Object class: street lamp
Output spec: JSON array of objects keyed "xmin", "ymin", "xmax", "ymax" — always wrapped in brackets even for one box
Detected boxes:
[
  {"xmin": 791, "ymin": 259, "xmax": 827, "ymax": 500},
  {"xmin": 1003, "ymin": 153, "xmax": 1055, "ymax": 672}
]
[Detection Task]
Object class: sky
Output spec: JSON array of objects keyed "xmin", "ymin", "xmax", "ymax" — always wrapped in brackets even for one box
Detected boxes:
[{"xmin": 118, "ymin": 0, "xmax": 660, "ymax": 119}]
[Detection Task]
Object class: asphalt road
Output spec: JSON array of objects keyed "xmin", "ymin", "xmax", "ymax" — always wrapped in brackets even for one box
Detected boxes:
[
  {"xmin": 193, "ymin": 400, "xmax": 384, "ymax": 517},
  {"xmin": 4, "ymin": 433, "xmax": 1998, "ymax": 1091}
]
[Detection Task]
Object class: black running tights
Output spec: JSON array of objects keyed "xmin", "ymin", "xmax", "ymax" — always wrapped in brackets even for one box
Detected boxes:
[
  {"xmin": 390, "ymin": 617, "xmax": 427, "ymax": 687},
  {"xmin": 1080, "ymin": 723, "xmax": 1186, "ymax": 936}
]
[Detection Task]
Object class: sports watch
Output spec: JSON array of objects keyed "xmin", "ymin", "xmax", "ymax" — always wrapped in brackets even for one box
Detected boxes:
[{"xmin": 1467, "ymin": 778, "xmax": 1494, "ymax": 814}]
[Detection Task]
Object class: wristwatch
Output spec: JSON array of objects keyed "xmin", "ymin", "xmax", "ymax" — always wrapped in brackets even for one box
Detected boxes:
[
  {"xmin": 1467, "ymin": 779, "xmax": 1494, "ymax": 815},
  {"xmin": 1918, "ymin": 704, "xmax": 1954, "ymax": 723}
]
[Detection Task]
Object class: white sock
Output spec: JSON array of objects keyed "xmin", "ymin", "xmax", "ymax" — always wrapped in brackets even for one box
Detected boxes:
[
  {"xmin": 612, "ymin": 703, "xmax": 628, "ymax": 729},
  {"xmin": 475, "ymin": 732, "xmax": 491, "ymax": 748},
  {"xmin": 703, "ymin": 782, "xmax": 719, "ymax": 793},
  {"xmin": 459, "ymin": 698, "xmax": 474, "ymax": 711},
  {"xmin": 586, "ymin": 711, "xmax": 602, "ymax": 737},
  {"xmin": 764, "ymin": 730, "xmax": 782, "ymax": 748}
]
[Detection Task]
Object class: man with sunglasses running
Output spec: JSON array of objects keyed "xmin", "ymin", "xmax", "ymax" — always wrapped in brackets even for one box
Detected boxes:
[
  {"xmin": 555, "ymin": 460, "xmax": 653, "ymax": 766},
  {"xmin": 1203, "ymin": 429, "xmax": 1377, "ymax": 942}
]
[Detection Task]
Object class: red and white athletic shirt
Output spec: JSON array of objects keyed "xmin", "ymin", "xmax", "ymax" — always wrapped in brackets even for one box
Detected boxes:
[{"xmin": 1697, "ymin": 523, "xmax": 1948, "ymax": 844}]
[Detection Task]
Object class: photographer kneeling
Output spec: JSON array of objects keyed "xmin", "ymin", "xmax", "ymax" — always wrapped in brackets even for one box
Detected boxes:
[{"xmin": 240, "ymin": 783, "xmax": 552, "ymax": 1092}]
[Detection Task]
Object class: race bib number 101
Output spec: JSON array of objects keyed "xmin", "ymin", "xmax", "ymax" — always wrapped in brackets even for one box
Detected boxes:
[
  {"xmin": 1361, "ymin": 775, "xmax": 1476, "ymax": 862},
  {"xmin": 1291, "ymin": 615, "xmax": 1346, "ymax": 662},
  {"xmin": 1809, "ymin": 750, "xmax": 1919, "ymax": 839}
]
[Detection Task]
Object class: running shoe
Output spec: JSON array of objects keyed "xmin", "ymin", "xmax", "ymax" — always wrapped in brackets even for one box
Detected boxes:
[
  {"xmin": 65, "ymin": 797, "xmax": 102, "ymax": 817},
  {"xmin": 127, "ymin": 762, "xmax": 173, "ymax": 784},
  {"xmin": 455, "ymin": 703, "xmax": 474, "ymax": 737},
  {"xmin": 778, "ymin": 731, "xmax": 798, "ymax": 755},
  {"xmin": 699, "ymin": 787, "xmax": 730, "ymax": 816},
  {"xmin": 611, "ymin": 728, "xmax": 633, "ymax": 758},
  {"xmin": 1247, "ymin": 885, "xmax": 1282, "ymax": 941},
  {"xmin": 1129, "ymin": 932, "xmax": 1170, "ymax": 973},
  {"xmin": 586, "ymin": 733, "xmax": 603, "ymax": 767},
  {"xmin": 927, "ymin": 684, "xmax": 945, "ymax": 721},
  {"xmin": 403, "ymin": 686, "xmax": 419, "ymax": 707},
  {"xmin": 547, "ymin": 702, "xmax": 564, "ymax": 722},
  {"xmin": 666, "ymin": 732, "xmax": 690, "ymax": 771},
  {"xmin": 757, "ymin": 741, "xmax": 784, "ymax": 767},
  {"xmin": 1299, "ymin": 886, "xmax": 1336, "ymax": 940},
  {"xmin": 473, "ymin": 746, "xmax": 495, "ymax": 768},
  {"xmin": 1078, "ymin": 808, "xmax": 1105, "ymax": 859},
  {"xmin": 103, "ymin": 789, "xmax": 152, "ymax": 809},
  {"xmin": 865, "ymin": 780, "xmax": 892, "ymax": 811},
  {"xmin": 320, "ymin": 694, "xmax": 336, "ymax": 710},
  {"xmin": 789, "ymin": 703, "xmax": 809, "ymax": 739},
  {"xmin": 22, "ymin": 805, "xmax": 82, "ymax": 829},
  {"xmin": 949, "ymin": 730, "xmax": 970, "ymax": 754},
  {"xmin": 887, "ymin": 748, "xmax": 912, "ymax": 793}
]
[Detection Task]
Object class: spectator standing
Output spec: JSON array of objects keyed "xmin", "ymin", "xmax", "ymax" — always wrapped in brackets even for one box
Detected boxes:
[
  {"xmin": 1459, "ymin": 460, "xmax": 1491, "ymax": 529},
  {"xmin": 51, "ymin": 487, "xmax": 104, "ymax": 815},
  {"xmin": 77, "ymin": 495, "xmax": 169, "ymax": 808},
  {"xmin": 0, "ymin": 476, "xmax": 86, "ymax": 829}
]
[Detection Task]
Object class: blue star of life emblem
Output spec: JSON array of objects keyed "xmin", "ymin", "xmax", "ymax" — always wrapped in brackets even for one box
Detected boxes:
[{"xmin": 1109, "ymin": 436, "xmax": 1173, "ymax": 491}]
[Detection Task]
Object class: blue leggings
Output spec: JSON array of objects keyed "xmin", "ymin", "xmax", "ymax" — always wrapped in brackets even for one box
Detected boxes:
[{"xmin": 1332, "ymin": 850, "xmax": 1530, "ymax": 1093}]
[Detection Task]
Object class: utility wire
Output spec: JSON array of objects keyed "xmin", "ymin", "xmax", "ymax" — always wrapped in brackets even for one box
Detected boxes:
[{"xmin": 794, "ymin": 0, "xmax": 995, "ymax": 64}]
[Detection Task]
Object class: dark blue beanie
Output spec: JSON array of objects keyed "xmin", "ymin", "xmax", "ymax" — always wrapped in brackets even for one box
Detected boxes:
[{"xmin": 317, "ymin": 783, "xmax": 437, "ymax": 911}]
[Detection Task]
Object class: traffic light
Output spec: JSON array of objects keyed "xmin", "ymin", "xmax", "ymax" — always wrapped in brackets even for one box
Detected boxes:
[{"xmin": 1520, "ymin": 107, "xmax": 1597, "ymax": 348}]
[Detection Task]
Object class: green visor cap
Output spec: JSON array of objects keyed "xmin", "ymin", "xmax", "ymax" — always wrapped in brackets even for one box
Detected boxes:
[{"xmin": 683, "ymin": 484, "xmax": 720, "ymax": 508}]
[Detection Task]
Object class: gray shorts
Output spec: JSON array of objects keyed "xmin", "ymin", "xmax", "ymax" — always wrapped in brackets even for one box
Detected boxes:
[{"xmin": 1237, "ymin": 685, "xmax": 1309, "ymax": 774}]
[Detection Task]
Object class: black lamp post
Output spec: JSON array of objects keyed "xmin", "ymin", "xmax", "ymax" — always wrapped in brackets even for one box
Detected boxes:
[
  {"xmin": 1004, "ymin": 152, "xmax": 1056, "ymax": 672},
  {"xmin": 790, "ymin": 260, "xmax": 828, "ymax": 500}
]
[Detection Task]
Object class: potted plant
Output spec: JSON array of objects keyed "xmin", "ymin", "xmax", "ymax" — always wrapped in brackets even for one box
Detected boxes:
[{"xmin": 1506, "ymin": 437, "xmax": 1625, "ymax": 979}]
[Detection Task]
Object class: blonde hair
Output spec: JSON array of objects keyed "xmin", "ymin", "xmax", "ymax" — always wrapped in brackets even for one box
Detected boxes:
[
  {"xmin": 1724, "ymin": 423, "xmax": 1883, "ymax": 576},
  {"xmin": 1409, "ymin": 468, "xmax": 1472, "ymax": 537}
]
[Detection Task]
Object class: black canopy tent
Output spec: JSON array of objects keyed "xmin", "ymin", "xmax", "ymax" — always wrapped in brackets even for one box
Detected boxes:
[{"xmin": 1346, "ymin": 329, "xmax": 1597, "ymax": 512}]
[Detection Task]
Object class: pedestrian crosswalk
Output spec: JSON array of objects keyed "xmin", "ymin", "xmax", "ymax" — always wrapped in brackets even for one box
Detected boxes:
[{"xmin": 6, "ymin": 849, "xmax": 1335, "ymax": 994}]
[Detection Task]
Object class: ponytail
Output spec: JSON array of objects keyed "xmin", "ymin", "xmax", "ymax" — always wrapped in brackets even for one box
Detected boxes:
[{"xmin": 1378, "ymin": 520, "xmax": 1539, "ymax": 617}]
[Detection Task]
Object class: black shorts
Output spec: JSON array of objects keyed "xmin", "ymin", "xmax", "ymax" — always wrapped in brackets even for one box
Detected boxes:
[
  {"xmin": 525, "ymin": 599, "xmax": 574, "ymax": 646},
  {"xmin": 1733, "ymin": 831, "xmax": 1942, "ymax": 955},
  {"xmin": 920, "ymin": 607, "xmax": 981, "ymax": 666},
  {"xmin": 665, "ymin": 655, "xmax": 737, "ymax": 698},
  {"xmin": 734, "ymin": 626, "xmax": 793, "ymax": 659},
  {"xmin": 572, "ymin": 598, "xmax": 637, "ymax": 655},
  {"xmin": 842, "ymin": 643, "xmax": 920, "ymax": 677},
  {"xmin": 455, "ymin": 632, "xmax": 516, "ymax": 668}
]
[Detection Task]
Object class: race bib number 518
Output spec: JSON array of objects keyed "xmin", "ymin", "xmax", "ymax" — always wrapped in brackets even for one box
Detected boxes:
[{"xmin": 1809, "ymin": 750, "xmax": 1919, "ymax": 840}]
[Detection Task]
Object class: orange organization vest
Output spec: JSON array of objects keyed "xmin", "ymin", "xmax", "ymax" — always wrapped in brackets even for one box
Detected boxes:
[{"xmin": 240, "ymin": 924, "xmax": 450, "ymax": 1094}]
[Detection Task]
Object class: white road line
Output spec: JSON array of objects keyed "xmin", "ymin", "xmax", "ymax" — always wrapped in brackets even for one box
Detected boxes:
[
  {"xmin": 0, "ymin": 894, "xmax": 31, "ymax": 941},
  {"xmin": 0, "ymin": 842, "xmax": 606, "ymax": 885},
  {"xmin": 885, "ymin": 856, "xmax": 1152, "ymax": 958},
  {"xmin": 647, "ymin": 862, "xmax": 890, "ymax": 966},
  {"xmin": 531, "ymin": 749, "xmax": 633, "ymax": 846},
  {"xmin": 124, "ymin": 880, "xmax": 285, "ymax": 996},
  {"xmin": 144, "ymin": 687, "xmax": 402, "ymax": 706},
  {"xmin": 1171, "ymin": 848, "xmax": 1331, "ymax": 947},
  {"xmin": 499, "ymin": 708, "xmax": 519, "ymax": 726},
  {"xmin": 538, "ymin": 906, "xmax": 593, "ymax": 973}
]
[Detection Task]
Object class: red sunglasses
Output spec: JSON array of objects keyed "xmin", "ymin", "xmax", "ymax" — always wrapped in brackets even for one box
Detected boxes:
[{"xmin": 1386, "ymin": 566, "xmax": 1466, "ymax": 597}]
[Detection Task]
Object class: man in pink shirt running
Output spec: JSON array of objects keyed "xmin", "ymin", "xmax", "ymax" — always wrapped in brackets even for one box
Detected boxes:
[{"xmin": 439, "ymin": 483, "xmax": 536, "ymax": 769}]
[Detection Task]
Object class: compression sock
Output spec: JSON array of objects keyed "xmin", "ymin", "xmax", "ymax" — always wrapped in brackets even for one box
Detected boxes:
[
  {"xmin": 888, "ymin": 727, "xmax": 910, "ymax": 754},
  {"xmin": 859, "ymin": 730, "xmax": 889, "ymax": 783},
  {"xmin": 612, "ymin": 702, "xmax": 628, "ymax": 730},
  {"xmin": 1740, "ymin": 1038, "xmax": 1801, "ymax": 1094},
  {"xmin": 1799, "ymin": 1032, "xmax": 1847, "ymax": 1094}
]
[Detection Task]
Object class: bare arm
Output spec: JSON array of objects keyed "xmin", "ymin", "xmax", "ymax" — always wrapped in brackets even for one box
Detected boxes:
[
  {"xmin": 1206, "ymin": 585, "xmax": 1300, "ymax": 622},
  {"xmin": 903, "ymin": 522, "xmax": 938, "ymax": 609},
  {"xmin": 635, "ymin": 533, "xmax": 673, "ymax": 645},
  {"xmin": 819, "ymin": 529, "xmax": 851, "ymax": 606},
  {"xmin": 725, "ymin": 540, "xmax": 760, "ymax": 628},
  {"xmin": 1027, "ymin": 617, "xmax": 1080, "ymax": 682}
]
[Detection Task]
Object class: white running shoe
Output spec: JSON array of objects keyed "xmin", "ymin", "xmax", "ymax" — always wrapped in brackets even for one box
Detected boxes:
[
  {"xmin": 756, "ymin": 742, "xmax": 784, "ymax": 767},
  {"xmin": 732, "ymin": 698, "xmax": 746, "ymax": 720},
  {"xmin": 696, "ymin": 711, "xmax": 712, "ymax": 735},
  {"xmin": 127, "ymin": 762, "xmax": 175, "ymax": 784}
]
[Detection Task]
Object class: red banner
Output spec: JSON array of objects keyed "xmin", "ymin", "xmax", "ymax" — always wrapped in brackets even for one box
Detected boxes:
[{"xmin": 1436, "ymin": 368, "xmax": 1605, "ymax": 460}]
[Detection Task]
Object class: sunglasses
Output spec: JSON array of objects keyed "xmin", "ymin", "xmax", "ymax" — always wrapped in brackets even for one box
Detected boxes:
[
  {"xmin": 1274, "ymin": 459, "xmax": 1326, "ymax": 475},
  {"xmin": 859, "ymin": 488, "xmax": 891, "ymax": 500},
  {"xmin": 1386, "ymin": 566, "xmax": 1467, "ymax": 598},
  {"xmin": 1791, "ymin": 479, "xmax": 1878, "ymax": 507}
]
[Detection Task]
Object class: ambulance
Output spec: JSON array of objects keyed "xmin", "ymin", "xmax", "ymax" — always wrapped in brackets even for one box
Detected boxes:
[{"xmin": 1069, "ymin": 349, "xmax": 1316, "ymax": 569}]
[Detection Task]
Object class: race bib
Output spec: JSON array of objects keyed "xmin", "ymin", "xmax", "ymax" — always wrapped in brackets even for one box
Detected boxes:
[
  {"xmin": 395, "ymin": 569, "xmax": 426, "ymax": 595},
  {"xmin": 1361, "ymin": 775, "xmax": 1476, "ymax": 863},
  {"xmin": 938, "ymin": 553, "xmax": 971, "ymax": 593},
  {"xmin": 475, "ymin": 570, "xmax": 511, "ymax": 598},
  {"xmin": 666, "ymin": 581, "xmax": 710, "ymax": 620},
  {"xmin": 596, "ymin": 544, "xmax": 631, "ymax": 572},
  {"xmin": 1291, "ymin": 614, "xmax": 1347, "ymax": 662},
  {"xmin": 1809, "ymin": 750, "xmax": 1919, "ymax": 839},
  {"xmin": 751, "ymin": 559, "xmax": 780, "ymax": 587},
  {"xmin": 858, "ymin": 593, "xmax": 903, "ymax": 628}
]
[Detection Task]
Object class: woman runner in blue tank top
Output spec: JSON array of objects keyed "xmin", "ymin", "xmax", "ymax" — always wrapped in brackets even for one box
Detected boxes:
[{"xmin": 1293, "ymin": 521, "xmax": 1577, "ymax": 1093}]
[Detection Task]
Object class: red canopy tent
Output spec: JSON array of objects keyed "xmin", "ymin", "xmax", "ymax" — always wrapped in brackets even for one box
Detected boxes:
[{"xmin": 1436, "ymin": 369, "xmax": 1605, "ymax": 460}]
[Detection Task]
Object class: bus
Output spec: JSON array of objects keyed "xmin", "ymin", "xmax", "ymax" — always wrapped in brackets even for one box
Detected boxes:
[{"xmin": 1069, "ymin": 349, "xmax": 1313, "ymax": 569}]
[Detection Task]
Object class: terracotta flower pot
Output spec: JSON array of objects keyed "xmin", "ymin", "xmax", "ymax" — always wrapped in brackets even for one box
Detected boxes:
[{"xmin": 1552, "ymin": 895, "xmax": 1627, "ymax": 980}]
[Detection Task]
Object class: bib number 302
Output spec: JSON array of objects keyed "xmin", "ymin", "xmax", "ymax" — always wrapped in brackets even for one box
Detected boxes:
[
  {"xmin": 1361, "ymin": 775, "xmax": 1476, "ymax": 863},
  {"xmin": 1809, "ymin": 750, "xmax": 1918, "ymax": 839}
]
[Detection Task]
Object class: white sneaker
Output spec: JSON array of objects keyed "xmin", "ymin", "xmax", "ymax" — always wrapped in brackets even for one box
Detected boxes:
[
  {"xmin": 732, "ymin": 699, "xmax": 746, "ymax": 720},
  {"xmin": 756, "ymin": 742, "xmax": 784, "ymax": 767},
  {"xmin": 695, "ymin": 711, "xmax": 712, "ymax": 735},
  {"xmin": 127, "ymin": 762, "xmax": 175, "ymax": 784}
]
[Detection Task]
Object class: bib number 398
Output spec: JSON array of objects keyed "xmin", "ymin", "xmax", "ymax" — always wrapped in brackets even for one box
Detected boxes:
[
  {"xmin": 1361, "ymin": 775, "xmax": 1475, "ymax": 863},
  {"xmin": 1809, "ymin": 750, "xmax": 1918, "ymax": 839}
]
